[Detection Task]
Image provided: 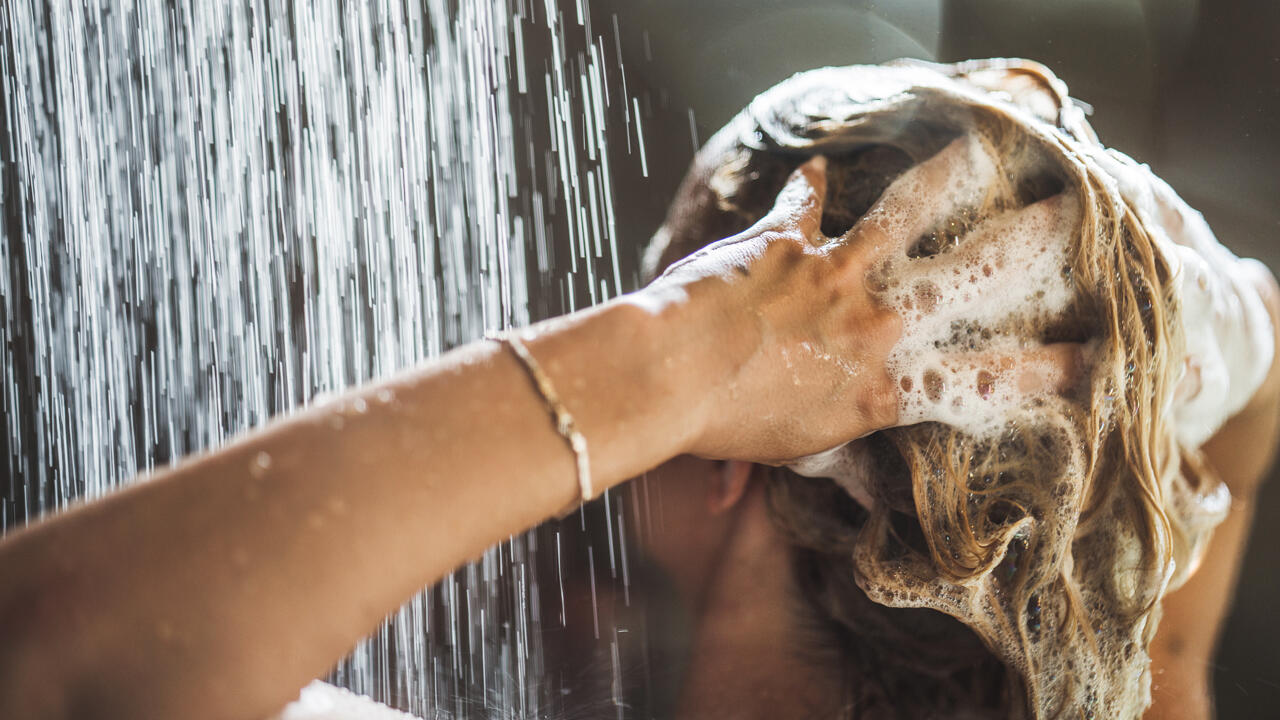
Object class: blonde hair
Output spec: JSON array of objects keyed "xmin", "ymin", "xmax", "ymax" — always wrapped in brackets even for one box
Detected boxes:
[{"xmin": 644, "ymin": 60, "xmax": 1227, "ymax": 718}]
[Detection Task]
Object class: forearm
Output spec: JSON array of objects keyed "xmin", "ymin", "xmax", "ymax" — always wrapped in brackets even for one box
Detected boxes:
[
  {"xmin": 0, "ymin": 291, "xmax": 712, "ymax": 720},
  {"xmin": 0, "ymin": 153, "xmax": 887, "ymax": 720}
]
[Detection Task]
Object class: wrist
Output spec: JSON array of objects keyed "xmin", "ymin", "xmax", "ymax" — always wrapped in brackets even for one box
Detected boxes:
[
  {"xmin": 625, "ymin": 277, "xmax": 761, "ymax": 457},
  {"xmin": 623, "ymin": 281, "xmax": 738, "ymax": 452},
  {"xmin": 521, "ymin": 289, "xmax": 724, "ymax": 487}
]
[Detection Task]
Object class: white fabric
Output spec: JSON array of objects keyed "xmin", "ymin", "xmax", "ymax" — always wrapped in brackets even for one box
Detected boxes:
[{"xmin": 273, "ymin": 681, "xmax": 423, "ymax": 720}]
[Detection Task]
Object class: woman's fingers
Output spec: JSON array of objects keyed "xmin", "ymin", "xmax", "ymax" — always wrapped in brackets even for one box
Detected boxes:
[
  {"xmin": 896, "ymin": 192, "xmax": 1080, "ymax": 325},
  {"xmin": 898, "ymin": 342, "xmax": 1086, "ymax": 427},
  {"xmin": 844, "ymin": 134, "xmax": 998, "ymax": 256}
]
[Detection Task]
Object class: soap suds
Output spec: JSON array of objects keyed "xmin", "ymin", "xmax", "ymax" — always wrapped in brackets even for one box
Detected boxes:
[{"xmin": 650, "ymin": 58, "xmax": 1271, "ymax": 719}]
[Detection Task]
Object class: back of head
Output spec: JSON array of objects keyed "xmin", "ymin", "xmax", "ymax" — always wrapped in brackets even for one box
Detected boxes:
[{"xmin": 643, "ymin": 59, "xmax": 1242, "ymax": 719}]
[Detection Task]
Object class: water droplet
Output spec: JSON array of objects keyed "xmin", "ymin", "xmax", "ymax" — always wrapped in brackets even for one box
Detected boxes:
[{"xmin": 250, "ymin": 452, "xmax": 272, "ymax": 479}]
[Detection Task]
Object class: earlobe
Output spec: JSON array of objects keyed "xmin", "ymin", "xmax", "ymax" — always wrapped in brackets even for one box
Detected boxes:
[{"xmin": 707, "ymin": 460, "xmax": 754, "ymax": 514}]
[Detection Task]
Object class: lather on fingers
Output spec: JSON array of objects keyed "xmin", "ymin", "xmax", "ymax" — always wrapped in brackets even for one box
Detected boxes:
[{"xmin": 838, "ymin": 134, "xmax": 999, "ymax": 258}]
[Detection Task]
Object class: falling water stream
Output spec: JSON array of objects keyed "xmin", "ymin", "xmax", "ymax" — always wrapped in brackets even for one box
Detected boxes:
[{"xmin": 1, "ymin": 0, "xmax": 651, "ymax": 715}]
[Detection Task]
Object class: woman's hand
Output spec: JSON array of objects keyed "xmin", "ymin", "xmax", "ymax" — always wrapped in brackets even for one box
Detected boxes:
[
  {"xmin": 646, "ymin": 136, "xmax": 1082, "ymax": 465},
  {"xmin": 645, "ymin": 153, "xmax": 900, "ymax": 464}
]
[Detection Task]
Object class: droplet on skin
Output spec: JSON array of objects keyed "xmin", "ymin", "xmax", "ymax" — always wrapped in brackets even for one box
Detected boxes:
[
  {"xmin": 352, "ymin": 397, "xmax": 368, "ymax": 414},
  {"xmin": 375, "ymin": 388, "xmax": 394, "ymax": 404},
  {"xmin": 250, "ymin": 451, "xmax": 272, "ymax": 479}
]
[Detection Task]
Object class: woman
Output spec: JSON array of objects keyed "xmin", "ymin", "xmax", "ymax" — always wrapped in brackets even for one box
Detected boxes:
[{"xmin": 0, "ymin": 60, "xmax": 1275, "ymax": 720}]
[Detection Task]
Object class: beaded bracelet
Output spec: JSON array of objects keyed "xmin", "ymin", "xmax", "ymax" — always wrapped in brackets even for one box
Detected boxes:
[{"xmin": 487, "ymin": 331, "xmax": 592, "ymax": 514}]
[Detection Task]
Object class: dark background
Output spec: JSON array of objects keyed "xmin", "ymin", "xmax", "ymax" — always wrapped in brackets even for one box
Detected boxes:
[{"xmin": 592, "ymin": 0, "xmax": 1280, "ymax": 716}]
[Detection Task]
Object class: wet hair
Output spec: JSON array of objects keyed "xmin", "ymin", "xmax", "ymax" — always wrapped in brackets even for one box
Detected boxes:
[{"xmin": 642, "ymin": 60, "xmax": 1229, "ymax": 718}]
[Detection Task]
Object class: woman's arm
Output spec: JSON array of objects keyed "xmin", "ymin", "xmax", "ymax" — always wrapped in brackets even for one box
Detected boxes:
[
  {"xmin": 1147, "ymin": 266, "xmax": 1280, "ymax": 719},
  {"xmin": 0, "ymin": 141, "xmax": 1065, "ymax": 720},
  {"xmin": 0, "ymin": 300, "xmax": 713, "ymax": 719},
  {"xmin": 0, "ymin": 157, "xmax": 861, "ymax": 720}
]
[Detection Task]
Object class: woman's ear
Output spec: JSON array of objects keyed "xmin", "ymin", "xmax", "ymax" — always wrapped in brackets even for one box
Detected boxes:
[{"xmin": 706, "ymin": 460, "xmax": 755, "ymax": 515}]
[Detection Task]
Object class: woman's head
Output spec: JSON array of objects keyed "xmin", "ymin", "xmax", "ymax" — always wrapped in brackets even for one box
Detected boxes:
[{"xmin": 643, "ymin": 59, "xmax": 1251, "ymax": 718}]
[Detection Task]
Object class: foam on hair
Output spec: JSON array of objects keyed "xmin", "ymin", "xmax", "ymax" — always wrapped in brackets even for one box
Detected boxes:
[{"xmin": 644, "ymin": 59, "xmax": 1271, "ymax": 718}]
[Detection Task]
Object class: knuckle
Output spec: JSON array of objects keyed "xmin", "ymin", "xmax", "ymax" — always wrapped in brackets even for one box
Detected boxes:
[{"xmin": 763, "ymin": 235, "xmax": 808, "ymax": 263}]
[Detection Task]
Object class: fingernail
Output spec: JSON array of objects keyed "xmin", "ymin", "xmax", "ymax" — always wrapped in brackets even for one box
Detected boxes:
[{"xmin": 810, "ymin": 154, "xmax": 828, "ymax": 172}]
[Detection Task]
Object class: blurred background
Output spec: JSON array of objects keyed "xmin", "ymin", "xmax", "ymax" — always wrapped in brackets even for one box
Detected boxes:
[{"xmin": 597, "ymin": 0, "xmax": 1280, "ymax": 715}]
